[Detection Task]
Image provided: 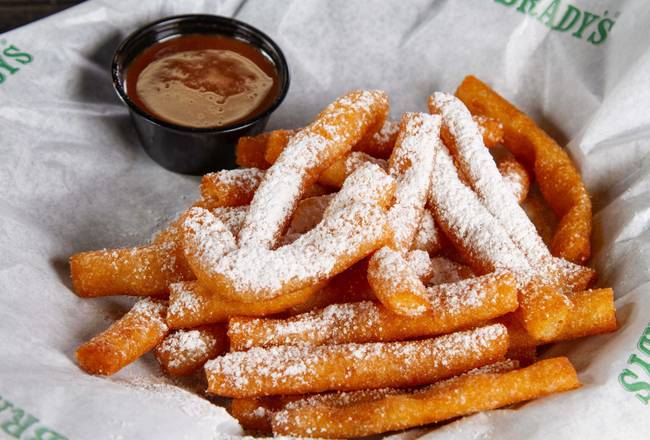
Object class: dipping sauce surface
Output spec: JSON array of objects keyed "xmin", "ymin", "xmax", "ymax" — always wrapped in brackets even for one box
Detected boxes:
[{"xmin": 126, "ymin": 34, "xmax": 280, "ymax": 128}]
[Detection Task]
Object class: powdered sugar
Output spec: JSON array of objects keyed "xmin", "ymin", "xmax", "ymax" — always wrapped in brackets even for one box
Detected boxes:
[
  {"xmin": 167, "ymin": 281, "xmax": 200, "ymax": 321},
  {"xmin": 130, "ymin": 298, "xmax": 168, "ymax": 333},
  {"xmin": 343, "ymin": 151, "xmax": 387, "ymax": 175},
  {"xmin": 183, "ymin": 207, "xmax": 238, "ymax": 269},
  {"xmin": 229, "ymin": 278, "xmax": 515, "ymax": 350},
  {"xmin": 371, "ymin": 246, "xmax": 424, "ymax": 295},
  {"xmin": 207, "ymin": 168, "xmax": 262, "ymax": 187},
  {"xmin": 425, "ymin": 271, "xmax": 513, "ymax": 316},
  {"xmin": 371, "ymin": 119, "xmax": 399, "ymax": 145},
  {"xmin": 157, "ymin": 329, "xmax": 210, "ymax": 369},
  {"xmin": 238, "ymin": 90, "xmax": 388, "ymax": 249},
  {"xmin": 428, "ymin": 127, "xmax": 531, "ymax": 275},
  {"xmin": 386, "ymin": 113, "xmax": 439, "ymax": 253},
  {"xmin": 194, "ymin": 163, "xmax": 393, "ymax": 299},
  {"xmin": 430, "ymin": 92, "xmax": 549, "ymax": 265},
  {"xmin": 211, "ymin": 206, "xmax": 248, "ymax": 236},
  {"xmin": 406, "ymin": 249, "xmax": 434, "ymax": 283},
  {"xmin": 229, "ymin": 301, "xmax": 381, "ymax": 349},
  {"xmin": 206, "ymin": 324, "xmax": 507, "ymax": 396},
  {"xmin": 428, "ymin": 257, "xmax": 473, "ymax": 286},
  {"xmin": 497, "ymin": 157, "xmax": 529, "ymax": 203},
  {"xmin": 412, "ymin": 209, "xmax": 442, "ymax": 254}
]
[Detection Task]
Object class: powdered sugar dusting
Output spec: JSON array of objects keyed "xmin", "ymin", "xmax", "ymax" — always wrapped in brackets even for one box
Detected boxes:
[
  {"xmin": 497, "ymin": 157, "xmax": 529, "ymax": 202},
  {"xmin": 229, "ymin": 301, "xmax": 382, "ymax": 349},
  {"xmin": 211, "ymin": 206, "xmax": 248, "ymax": 236},
  {"xmin": 370, "ymin": 246, "xmax": 427, "ymax": 315},
  {"xmin": 238, "ymin": 90, "xmax": 388, "ymax": 249},
  {"xmin": 343, "ymin": 151, "xmax": 387, "ymax": 175},
  {"xmin": 428, "ymin": 129, "xmax": 531, "ymax": 275},
  {"xmin": 230, "ymin": 274, "xmax": 513, "ymax": 350},
  {"xmin": 406, "ymin": 249, "xmax": 434, "ymax": 283},
  {"xmin": 425, "ymin": 271, "xmax": 512, "ymax": 316},
  {"xmin": 198, "ymin": 163, "xmax": 393, "ymax": 299},
  {"xmin": 206, "ymin": 324, "xmax": 507, "ymax": 396},
  {"xmin": 412, "ymin": 209, "xmax": 442, "ymax": 254},
  {"xmin": 386, "ymin": 113, "xmax": 439, "ymax": 253},
  {"xmin": 183, "ymin": 207, "xmax": 238, "ymax": 269},
  {"xmin": 157, "ymin": 329, "xmax": 211, "ymax": 369},
  {"xmin": 430, "ymin": 92, "xmax": 548, "ymax": 265},
  {"xmin": 131, "ymin": 298, "xmax": 168, "ymax": 333},
  {"xmin": 428, "ymin": 257, "xmax": 474, "ymax": 286},
  {"xmin": 202, "ymin": 168, "xmax": 263, "ymax": 195},
  {"xmin": 371, "ymin": 119, "xmax": 399, "ymax": 145},
  {"xmin": 168, "ymin": 281, "xmax": 201, "ymax": 322}
]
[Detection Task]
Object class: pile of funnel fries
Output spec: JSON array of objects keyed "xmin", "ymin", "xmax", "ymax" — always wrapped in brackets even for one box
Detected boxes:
[{"xmin": 70, "ymin": 76, "xmax": 617, "ymax": 438}]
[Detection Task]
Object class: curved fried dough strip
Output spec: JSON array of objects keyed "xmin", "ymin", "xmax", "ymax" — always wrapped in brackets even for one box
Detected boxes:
[
  {"xmin": 239, "ymin": 90, "xmax": 389, "ymax": 249},
  {"xmin": 455, "ymin": 76, "xmax": 591, "ymax": 263},
  {"xmin": 184, "ymin": 163, "xmax": 395, "ymax": 302}
]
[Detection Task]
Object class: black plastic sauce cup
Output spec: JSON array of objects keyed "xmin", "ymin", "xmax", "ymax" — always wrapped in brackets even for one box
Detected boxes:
[{"xmin": 111, "ymin": 15, "xmax": 290, "ymax": 175}]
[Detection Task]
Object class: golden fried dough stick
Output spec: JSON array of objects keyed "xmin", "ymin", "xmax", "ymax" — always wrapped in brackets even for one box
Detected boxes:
[
  {"xmin": 70, "ymin": 204, "xmax": 251, "ymax": 298},
  {"xmin": 235, "ymin": 132, "xmax": 272, "ymax": 169},
  {"xmin": 70, "ymin": 243, "xmax": 192, "ymax": 297},
  {"xmin": 318, "ymin": 152, "xmax": 388, "ymax": 189},
  {"xmin": 456, "ymin": 76, "xmax": 592, "ymax": 264},
  {"xmin": 239, "ymin": 90, "xmax": 389, "ymax": 249},
  {"xmin": 269, "ymin": 138, "xmax": 389, "ymax": 191},
  {"xmin": 514, "ymin": 279, "xmax": 573, "ymax": 340},
  {"xmin": 427, "ymin": 128, "xmax": 572, "ymax": 340},
  {"xmin": 503, "ymin": 287, "xmax": 617, "ymax": 350},
  {"xmin": 166, "ymin": 281, "xmax": 325, "ymax": 329},
  {"xmin": 431, "ymin": 92, "xmax": 587, "ymax": 308},
  {"xmin": 264, "ymin": 116, "xmax": 498, "ymax": 165},
  {"xmin": 263, "ymin": 129, "xmax": 298, "ymax": 164},
  {"xmin": 230, "ymin": 396, "xmax": 302, "ymax": 433},
  {"xmin": 155, "ymin": 324, "xmax": 229, "ymax": 376},
  {"xmin": 475, "ymin": 115, "xmax": 505, "ymax": 148},
  {"xmin": 228, "ymin": 272, "xmax": 517, "ymax": 351},
  {"xmin": 384, "ymin": 113, "xmax": 439, "ymax": 253},
  {"xmin": 184, "ymin": 164, "xmax": 394, "ymax": 302},
  {"xmin": 76, "ymin": 298, "xmax": 168, "ymax": 375},
  {"xmin": 427, "ymin": 121, "xmax": 531, "ymax": 274},
  {"xmin": 206, "ymin": 324, "xmax": 508, "ymax": 397},
  {"xmin": 200, "ymin": 168, "xmax": 264, "ymax": 207},
  {"xmin": 264, "ymin": 121, "xmax": 398, "ymax": 163},
  {"xmin": 199, "ymin": 168, "xmax": 331, "ymax": 210},
  {"xmin": 367, "ymin": 247, "xmax": 430, "ymax": 315},
  {"xmin": 367, "ymin": 113, "xmax": 440, "ymax": 314},
  {"xmin": 497, "ymin": 155, "xmax": 530, "ymax": 203},
  {"xmin": 271, "ymin": 357, "xmax": 580, "ymax": 438},
  {"xmin": 430, "ymin": 92, "xmax": 551, "ymax": 268},
  {"xmin": 240, "ymin": 361, "xmax": 517, "ymax": 434}
]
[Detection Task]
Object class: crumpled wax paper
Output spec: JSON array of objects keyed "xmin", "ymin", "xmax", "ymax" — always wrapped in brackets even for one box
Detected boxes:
[{"xmin": 1, "ymin": 0, "xmax": 650, "ymax": 438}]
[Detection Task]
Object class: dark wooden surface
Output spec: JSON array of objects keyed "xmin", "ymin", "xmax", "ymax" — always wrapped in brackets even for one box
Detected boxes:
[{"xmin": 0, "ymin": 0, "xmax": 86, "ymax": 33}]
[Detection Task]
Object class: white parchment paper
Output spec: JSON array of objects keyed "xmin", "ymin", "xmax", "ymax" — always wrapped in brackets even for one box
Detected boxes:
[{"xmin": 1, "ymin": 0, "xmax": 649, "ymax": 438}]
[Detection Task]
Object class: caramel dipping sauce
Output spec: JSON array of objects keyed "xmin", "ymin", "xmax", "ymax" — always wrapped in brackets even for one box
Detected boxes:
[{"xmin": 125, "ymin": 34, "xmax": 281, "ymax": 129}]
